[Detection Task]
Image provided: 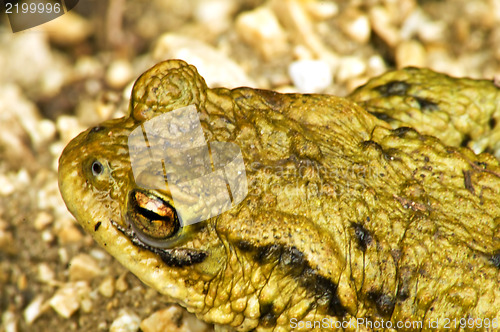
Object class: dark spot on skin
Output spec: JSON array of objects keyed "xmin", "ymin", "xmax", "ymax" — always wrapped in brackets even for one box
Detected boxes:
[
  {"xmin": 474, "ymin": 161, "xmax": 488, "ymax": 168},
  {"xmin": 111, "ymin": 220, "xmax": 207, "ymax": 267},
  {"xmin": 375, "ymin": 80, "xmax": 410, "ymax": 97},
  {"xmin": 259, "ymin": 303, "xmax": 277, "ymax": 327},
  {"xmin": 235, "ymin": 240, "xmax": 254, "ymax": 252},
  {"xmin": 489, "ymin": 117, "xmax": 497, "ymax": 129},
  {"xmin": 367, "ymin": 291, "xmax": 395, "ymax": 317},
  {"xmin": 281, "ymin": 246, "xmax": 305, "ymax": 266},
  {"xmin": 369, "ymin": 112, "xmax": 395, "ymax": 123},
  {"xmin": 352, "ymin": 223, "xmax": 373, "ymax": 252},
  {"xmin": 397, "ymin": 290, "xmax": 409, "ymax": 301},
  {"xmin": 415, "ymin": 97, "xmax": 439, "ymax": 111},
  {"xmin": 254, "ymin": 244, "xmax": 282, "ymax": 263},
  {"xmin": 155, "ymin": 248, "xmax": 207, "ymax": 267},
  {"xmin": 463, "ymin": 170, "xmax": 475, "ymax": 194},
  {"xmin": 361, "ymin": 140, "xmax": 383, "ymax": 152},
  {"xmin": 235, "ymin": 242, "xmax": 348, "ymax": 317},
  {"xmin": 490, "ymin": 250, "xmax": 500, "ymax": 268},
  {"xmin": 302, "ymin": 268, "xmax": 348, "ymax": 317},
  {"xmin": 94, "ymin": 222, "xmax": 101, "ymax": 231},
  {"xmin": 392, "ymin": 127, "xmax": 414, "ymax": 138},
  {"xmin": 460, "ymin": 134, "xmax": 472, "ymax": 148},
  {"xmin": 424, "ymin": 156, "xmax": 430, "ymax": 162}
]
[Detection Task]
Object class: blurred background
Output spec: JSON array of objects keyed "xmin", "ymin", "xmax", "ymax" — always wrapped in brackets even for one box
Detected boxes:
[{"xmin": 1, "ymin": 0, "xmax": 499, "ymax": 331}]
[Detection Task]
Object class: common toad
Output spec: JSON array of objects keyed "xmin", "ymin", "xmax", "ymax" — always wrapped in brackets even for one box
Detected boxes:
[{"xmin": 59, "ymin": 60, "xmax": 500, "ymax": 331}]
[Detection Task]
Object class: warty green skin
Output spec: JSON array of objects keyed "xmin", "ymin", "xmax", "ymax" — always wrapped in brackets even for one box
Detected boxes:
[{"xmin": 59, "ymin": 60, "xmax": 500, "ymax": 331}]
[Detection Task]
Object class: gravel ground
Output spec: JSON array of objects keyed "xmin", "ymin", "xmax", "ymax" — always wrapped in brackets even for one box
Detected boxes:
[{"xmin": 1, "ymin": 1, "xmax": 499, "ymax": 331}]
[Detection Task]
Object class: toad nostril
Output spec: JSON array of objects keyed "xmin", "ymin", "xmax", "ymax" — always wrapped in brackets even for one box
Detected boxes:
[{"xmin": 91, "ymin": 161, "xmax": 104, "ymax": 176}]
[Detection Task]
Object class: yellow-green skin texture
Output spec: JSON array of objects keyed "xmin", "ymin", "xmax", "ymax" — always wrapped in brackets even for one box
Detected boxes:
[{"xmin": 59, "ymin": 60, "xmax": 500, "ymax": 331}]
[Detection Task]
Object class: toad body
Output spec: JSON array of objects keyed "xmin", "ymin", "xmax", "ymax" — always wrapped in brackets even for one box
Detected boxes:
[{"xmin": 58, "ymin": 60, "xmax": 500, "ymax": 331}]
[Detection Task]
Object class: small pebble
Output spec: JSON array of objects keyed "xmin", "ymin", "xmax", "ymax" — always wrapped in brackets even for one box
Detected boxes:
[
  {"xmin": 80, "ymin": 298, "xmax": 93, "ymax": 313},
  {"xmin": 39, "ymin": 11, "xmax": 92, "ymax": 46},
  {"xmin": 41, "ymin": 229, "xmax": 55, "ymax": 243},
  {"xmin": 38, "ymin": 263, "xmax": 56, "ymax": 284},
  {"xmin": 235, "ymin": 7, "xmax": 288, "ymax": 60},
  {"xmin": 69, "ymin": 254, "xmax": 102, "ymax": 281},
  {"xmin": 34, "ymin": 211, "xmax": 53, "ymax": 230},
  {"xmin": 98, "ymin": 276, "xmax": 115, "ymax": 298},
  {"xmin": 116, "ymin": 273, "xmax": 129, "ymax": 292},
  {"xmin": 369, "ymin": 6, "xmax": 400, "ymax": 47},
  {"xmin": 366, "ymin": 54, "xmax": 387, "ymax": 77},
  {"xmin": 49, "ymin": 281, "xmax": 90, "ymax": 318},
  {"xmin": 2, "ymin": 310, "xmax": 17, "ymax": 332},
  {"xmin": 288, "ymin": 59, "xmax": 333, "ymax": 93},
  {"xmin": 0, "ymin": 175, "xmax": 15, "ymax": 196},
  {"xmin": 395, "ymin": 40, "xmax": 427, "ymax": 68},
  {"xmin": 140, "ymin": 306, "xmax": 210, "ymax": 332},
  {"xmin": 58, "ymin": 248, "xmax": 69, "ymax": 265},
  {"xmin": 153, "ymin": 33, "xmax": 254, "ymax": 88},
  {"xmin": 304, "ymin": 0, "xmax": 338, "ymax": 20},
  {"xmin": 23, "ymin": 295, "xmax": 47, "ymax": 325},
  {"xmin": 36, "ymin": 119, "xmax": 56, "ymax": 144},
  {"xmin": 340, "ymin": 9, "xmax": 371, "ymax": 44},
  {"xmin": 57, "ymin": 224, "xmax": 83, "ymax": 244},
  {"xmin": 56, "ymin": 115, "xmax": 87, "ymax": 145},
  {"xmin": 336, "ymin": 56, "xmax": 366, "ymax": 83},
  {"xmin": 89, "ymin": 248, "xmax": 109, "ymax": 261},
  {"xmin": 106, "ymin": 60, "xmax": 134, "ymax": 89},
  {"xmin": 194, "ymin": 0, "xmax": 236, "ymax": 34},
  {"xmin": 110, "ymin": 309, "xmax": 141, "ymax": 332}
]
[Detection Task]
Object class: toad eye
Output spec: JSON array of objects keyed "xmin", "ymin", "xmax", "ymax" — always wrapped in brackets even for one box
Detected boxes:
[
  {"xmin": 91, "ymin": 160, "xmax": 104, "ymax": 176},
  {"xmin": 126, "ymin": 189, "xmax": 183, "ymax": 248}
]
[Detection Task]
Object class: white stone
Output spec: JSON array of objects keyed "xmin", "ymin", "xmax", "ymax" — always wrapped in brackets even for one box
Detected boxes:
[
  {"xmin": 235, "ymin": 7, "xmax": 288, "ymax": 60},
  {"xmin": 367, "ymin": 54, "xmax": 387, "ymax": 77},
  {"xmin": 57, "ymin": 224, "xmax": 83, "ymax": 244},
  {"xmin": 34, "ymin": 211, "xmax": 53, "ymax": 230},
  {"xmin": 194, "ymin": 0, "xmax": 236, "ymax": 34},
  {"xmin": 38, "ymin": 263, "xmax": 56, "ymax": 284},
  {"xmin": 140, "ymin": 306, "xmax": 209, "ymax": 332},
  {"xmin": 288, "ymin": 59, "xmax": 333, "ymax": 93},
  {"xmin": 98, "ymin": 276, "xmax": 115, "ymax": 298},
  {"xmin": 2, "ymin": 310, "xmax": 17, "ymax": 332},
  {"xmin": 395, "ymin": 40, "xmax": 427, "ymax": 68},
  {"xmin": 106, "ymin": 60, "xmax": 134, "ymax": 89},
  {"xmin": 80, "ymin": 298, "xmax": 93, "ymax": 313},
  {"xmin": 336, "ymin": 57, "xmax": 367, "ymax": 83},
  {"xmin": 153, "ymin": 33, "xmax": 254, "ymax": 88},
  {"xmin": 0, "ymin": 174, "xmax": 15, "ymax": 196},
  {"xmin": 41, "ymin": 230, "xmax": 55, "ymax": 243},
  {"xmin": 49, "ymin": 282, "xmax": 90, "ymax": 318},
  {"xmin": 110, "ymin": 309, "xmax": 141, "ymax": 332},
  {"xmin": 305, "ymin": 1, "xmax": 338, "ymax": 20},
  {"xmin": 69, "ymin": 254, "xmax": 102, "ymax": 281},
  {"xmin": 341, "ymin": 10, "xmax": 371, "ymax": 44},
  {"xmin": 116, "ymin": 273, "xmax": 129, "ymax": 292},
  {"xmin": 56, "ymin": 115, "xmax": 87, "ymax": 145},
  {"xmin": 24, "ymin": 295, "xmax": 47, "ymax": 325},
  {"xmin": 369, "ymin": 6, "xmax": 400, "ymax": 47},
  {"xmin": 38, "ymin": 11, "xmax": 92, "ymax": 45}
]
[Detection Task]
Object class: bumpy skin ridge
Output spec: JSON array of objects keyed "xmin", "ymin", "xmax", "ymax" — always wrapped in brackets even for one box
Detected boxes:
[
  {"xmin": 349, "ymin": 67, "xmax": 500, "ymax": 158},
  {"xmin": 59, "ymin": 60, "xmax": 500, "ymax": 331}
]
